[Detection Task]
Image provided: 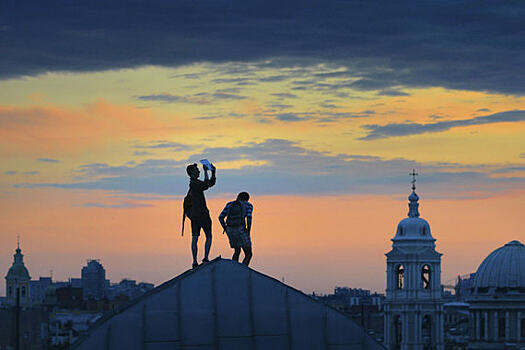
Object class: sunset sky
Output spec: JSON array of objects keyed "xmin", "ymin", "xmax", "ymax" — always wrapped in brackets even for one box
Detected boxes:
[{"xmin": 1, "ymin": 0, "xmax": 524, "ymax": 294}]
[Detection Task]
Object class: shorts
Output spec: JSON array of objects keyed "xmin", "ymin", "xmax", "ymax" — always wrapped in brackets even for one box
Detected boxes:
[
  {"xmin": 226, "ymin": 226, "xmax": 251, "ymax": 248},
  {"xmin": 191, "ymin": 215, "xmax": 212, "ymax": 237}
]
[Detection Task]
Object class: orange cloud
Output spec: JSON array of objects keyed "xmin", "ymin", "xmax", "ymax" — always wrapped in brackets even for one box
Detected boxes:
[{"xmin": 0, "ymin": 100, "xmax": 188, "ymax": 156}]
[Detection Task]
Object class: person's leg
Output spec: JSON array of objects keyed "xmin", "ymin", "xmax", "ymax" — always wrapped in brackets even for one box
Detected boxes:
[
  {"xmin": 202, "ymin": 216, "xmax": 212, "ymax": 262},
  {"xmin": 232, "ymin": 247, "xmax": 241, "ymax": 261},
  {"xmin": 191, "ymin": 236, "xmax": 199, "ymax": 266},
  {"xmin": 241, "ymin": 246, "xmax": 253, "ymax": 266},
  {"xmin": 191, "ymin": 220, "xmax": 201, "ymax": 267}
]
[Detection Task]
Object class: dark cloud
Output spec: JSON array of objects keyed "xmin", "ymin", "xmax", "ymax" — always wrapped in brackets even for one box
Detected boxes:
[
  {"xmin": 477, "ymin": 108, "xmax": 491, "ymax": 112},
  {"xmin": 134, "ymin": 151, "xmax": 154, "ymax": 156},
  {"xmin": 135, "ymin": 141, "xmax": 193, "ymax": 151},
  {"xmin": 137, "ymin": 93, "xmax": 210, "ymax": 104},
  {"xmin": 274, "ymin": 113, "xmax": 305, "ymax": 122},
  {"xmin": 211, "ymin": 93, "xmax": 247, "ymax": 100},
  {"xmin": 23, "ymin": 171, "xmax": 39, "ymax": 175},
  {"xmin": 377, "ymin": 90, "xmax": 411, "ymax": 97},
  {"xmin": 360, "ymin": 110, "xmax": 525, "ymax": 140},
  {"xmin": 2, "ymin": 1, "xmax": 525, "ymax": 95},
  {"xmin": 4, "ymin": 171, "xmax": 17, "ymax": 175},
  {"xmin": 271, "ymin": 93, "xmax": 297, "ymax": 99},
  {"xmin": 37, "ymin": 158, "xmax": 59, "ymax": 163}
]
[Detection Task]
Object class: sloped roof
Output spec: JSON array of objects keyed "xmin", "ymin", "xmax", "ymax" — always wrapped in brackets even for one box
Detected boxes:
[{"xmin": 71, "ymin": 257, "xmax": 385, "ymax": 350}]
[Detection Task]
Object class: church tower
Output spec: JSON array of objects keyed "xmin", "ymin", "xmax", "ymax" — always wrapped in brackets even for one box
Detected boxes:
[
  {"xmin": 384, "ymin": 171, "xmax": 444, "ymax": 350},
  {"xmin": 5, "ymin": 237, "xmax": 31, "ymax": 307}
]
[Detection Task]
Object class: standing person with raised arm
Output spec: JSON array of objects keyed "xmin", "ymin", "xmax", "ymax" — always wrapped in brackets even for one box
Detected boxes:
[
  {"xmin": 219, "ymin": 192, "xmax": 253, "ymax": 266},
  {"xmin": 186, "ymin": 162, "xmax": 216, "ymax": 268}
]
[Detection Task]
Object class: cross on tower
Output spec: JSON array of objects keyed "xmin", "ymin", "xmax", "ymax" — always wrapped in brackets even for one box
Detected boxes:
[
  {"xmin": 17, "ymin": 234, "xmax": 20, "ymax": 249},
  {"xmin": 409, "ymin": 169, "xmax": 418, "ymax": 191}
]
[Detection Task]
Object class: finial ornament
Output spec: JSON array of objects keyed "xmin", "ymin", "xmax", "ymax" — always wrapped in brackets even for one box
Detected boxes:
[{"xmin": 409, "ymin": 169, "xmax": 418, "ymax": 191}]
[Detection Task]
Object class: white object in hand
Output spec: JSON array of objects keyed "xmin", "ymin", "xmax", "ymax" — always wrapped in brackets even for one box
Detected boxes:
[{"xmin": 200, "ymin": 159, "xmax": 212, "ymax": 170}]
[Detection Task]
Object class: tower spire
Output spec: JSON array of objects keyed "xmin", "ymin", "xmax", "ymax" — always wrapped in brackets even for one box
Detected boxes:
[
  {"xmin": 408, "ymin": 169, "xmax": 420, "ymax": 217},
  {"xmin": 409, "ymin": 169, "xmax": 418, "ymax": 191}
]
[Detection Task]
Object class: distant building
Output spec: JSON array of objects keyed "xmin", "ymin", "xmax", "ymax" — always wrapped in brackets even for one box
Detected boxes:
[
  {"xmin": 4, "ymin": 242, "xmax": 31, "ymax": 307},
  {"xmin": 71, "ymin": 258, "xmax": 385, "ymax": 349},
  {"xmin": 81, "ymin": 259, "xmax": 106, "ymax": 300},
  {"xmin": 455, "ymin": 273, "xmax": 476, "ymax": 300},
  {"xmin": 30, "ymin": 276, "xmax": 52, "ymax": 304},
  {"xmin": 107, "ymin": 279, "xmax": 154, "ymax": 300},
  {"xmin": 467, "ymin": 240, "xmax": 525, "ymax": 350}
]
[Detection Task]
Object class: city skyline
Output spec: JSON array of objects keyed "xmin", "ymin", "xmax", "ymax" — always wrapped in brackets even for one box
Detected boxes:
[{"xmin": 1, "ymin": 1, "xmax": 524, "ymax": 295}]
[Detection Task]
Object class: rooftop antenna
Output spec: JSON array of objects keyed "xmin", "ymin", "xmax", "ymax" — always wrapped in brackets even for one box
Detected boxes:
[{"xmin": 409, "ymin": 169, "xmax": 418, "ymax": 191}]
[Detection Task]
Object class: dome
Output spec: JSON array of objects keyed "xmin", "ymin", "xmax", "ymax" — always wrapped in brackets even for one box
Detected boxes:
[
  {"xmin": 392, "ymin": 189, "xmax": 434, "ymax": 242},
  {"xmin": 6, "ymin": 264, "xmax": 30, "ymax": 280},
  {"xmin": 472, "ymin": 240, "xmax": 525, "ymax": 294},
  {"xmin": 5, "ymin": 246, "xmax": 30, "ymax": 280},
  {"xmin": 394, "ymin": 217, "xmax": 433, "ymax": 240}
]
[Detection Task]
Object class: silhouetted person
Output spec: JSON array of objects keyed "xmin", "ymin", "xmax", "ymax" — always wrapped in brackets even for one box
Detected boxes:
[
  {"xmin": 219, "ymin": 192, "xmax": 253, "ymax": 266},
  {"xmin": 186, "ymin": 163, "xmax": 216, "ymax": 268}
]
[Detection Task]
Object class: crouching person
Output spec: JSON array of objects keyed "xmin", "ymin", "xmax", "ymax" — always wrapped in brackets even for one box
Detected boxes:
[{"xmin": 219, "ymin": 192, "xmax": 253, "ymax": 266}]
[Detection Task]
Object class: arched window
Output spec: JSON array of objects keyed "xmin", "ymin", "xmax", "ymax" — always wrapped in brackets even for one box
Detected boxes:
[
  {"xmin": 8, "ymin": 286, "xmax": 12, "ymax": 297},
  {"xmin": 394, "ymin": 315, "xmax": 402, "ymax": 349},
  {"xmin": 421, "ymin": 265, "xmax": 431, "ymax": 289},
  {"xmin": 396, "ymin": 265, "xmax": 405, "ymax": 289},
  {"xmin": 21, "ymin": 286, "xmax": 26, "ymax": 297},
  {"xmin": 422, "ymin": 315, "xmax": 432, "ymax": 349}
]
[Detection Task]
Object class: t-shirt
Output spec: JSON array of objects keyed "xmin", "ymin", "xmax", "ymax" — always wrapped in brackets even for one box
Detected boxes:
[
  {"xmin": 189, "ymin": 174, "xmax": 216, "ymax": 219},
  {"xmin": 219, "ymin": 201, "xmax": 253, "ymax": 222}
]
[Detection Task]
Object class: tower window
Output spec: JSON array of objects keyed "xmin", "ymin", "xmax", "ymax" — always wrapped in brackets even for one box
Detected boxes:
[
  {"xmin": 396, "ymin": 265, "xmax": 404, "ymax": 289},
  {"xmin": 21, "ymin": 286, "xmax": 26, "ymax": 297},
  {"xmin": 394, "ymin": 315, "xmax": 402, "ymax": 347},
  {"xmin": 421, "ymin": 265, "xmax": 431, "ymax": 289},
  {"xmin": 422, "ymin": 315, "xmax": 432, "ymax": 349},
  {"xmin": 8, "ymin": 286, "xmax": 12, "ymax": 297}
]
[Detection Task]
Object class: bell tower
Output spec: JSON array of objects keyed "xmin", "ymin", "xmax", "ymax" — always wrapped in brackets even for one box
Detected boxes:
[
  {"xmin": 384, "ymin": 171, "xmax": 444, "ymax": 350},
  {"xmin": 5, "ymin": 236, "xmax": 31, "ymax": 307}
]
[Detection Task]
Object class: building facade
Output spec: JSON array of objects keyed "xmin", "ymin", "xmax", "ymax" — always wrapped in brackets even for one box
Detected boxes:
[
  {"xmin": 467, "ymin": 240, "xmax": 525, "ymax": 350},
  {"xmin": 384, "ymin": 182, "xmax": 444, "ymax": 350}
]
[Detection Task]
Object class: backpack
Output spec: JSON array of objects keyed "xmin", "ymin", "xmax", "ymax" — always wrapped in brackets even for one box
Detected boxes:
[
  {"xmin": 226, "ymin": 200, "xmax": 246, "ymax": 228},
  {"xmin": 181, "ymin": 188, "xmax": 191, "ymax": 236}
]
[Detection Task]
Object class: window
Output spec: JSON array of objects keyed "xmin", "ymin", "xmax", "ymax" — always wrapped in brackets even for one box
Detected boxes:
[
  {"xmin": 421, "ymin": 265, "xmax": 431, "ymax": 289},
  {"xmin": 498, "ymin": 315, "xmax": 505, "ymax": 339},
  {"xmin": 422, "ymin": 315, "xmax": 432, "ymax": 349},
  {"xmin": 480, "ymin": 314, "xmax": 485, "ymax": 339},
  {"xmin": 8, "ymin": 286, "xmax": 12, "ymax": 297},
  {"xmin": 521, "ymin": 317, "xmax": 525, "ymax": 338},
  {"xmin": 21, "ymin": 286, "xmax": 26, "ymax": 297},
  {"xmin": 396, "ymin": 265, "xmax": 405, "ymax": 289},
  {"xmin": 394, "ymin": 315, "xmax": 402, "ymax": 348}
]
